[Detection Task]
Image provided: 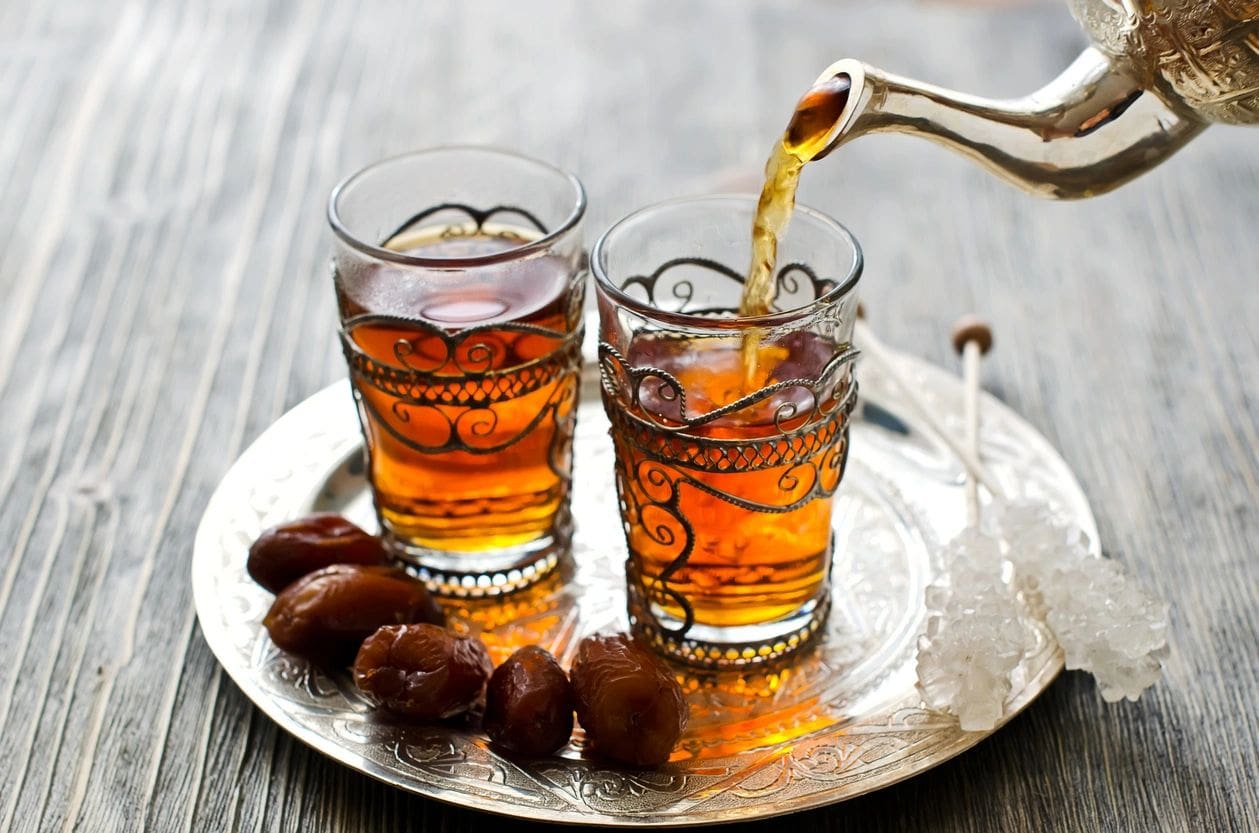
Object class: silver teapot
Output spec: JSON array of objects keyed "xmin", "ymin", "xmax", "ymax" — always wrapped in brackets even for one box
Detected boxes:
[{"xmin": 815, "ymin": 1, "xmax": 1258, "ymax": 198}]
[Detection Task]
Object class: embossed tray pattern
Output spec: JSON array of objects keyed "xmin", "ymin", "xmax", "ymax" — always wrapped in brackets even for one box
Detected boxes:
[{"xmin": 192, "ymin": 351, "xmax": 1097, "ymax": 826}]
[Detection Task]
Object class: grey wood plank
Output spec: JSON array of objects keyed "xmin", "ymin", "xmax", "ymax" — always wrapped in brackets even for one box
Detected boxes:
[{"xmin": 0, "ymin": 0, "xmax": 1255, "ymax": 831}]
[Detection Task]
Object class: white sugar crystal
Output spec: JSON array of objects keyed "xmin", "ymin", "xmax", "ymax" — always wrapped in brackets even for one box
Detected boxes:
[
  {"xmin": 994, "ymin": 500, "xmax": 1169, "ymax": 702},
  {"xmin": 916, "ymin": 529, "xmax": 1033, "ymax": 731},
  {"xmin": 917, "ymin": 498, "xmax": 1169, "ymax": 726}
]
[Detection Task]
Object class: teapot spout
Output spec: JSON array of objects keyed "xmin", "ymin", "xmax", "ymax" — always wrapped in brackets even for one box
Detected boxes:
[{"xmin": 815, "ymin": 49, "xmax": 1207, "ymax": 199}]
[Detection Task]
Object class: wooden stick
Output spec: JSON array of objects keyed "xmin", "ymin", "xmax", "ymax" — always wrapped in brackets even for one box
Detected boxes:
[
  {"xmin": 951, "ymin": 314, "xmax": 995, "ymax": 525},
  {"xmin": 962, "ymin": 339, "xmax": 982, "ymax": 526},
  {"xmin": 855, "ymin": 319, "xmax": 1005, "ymax": 499}
]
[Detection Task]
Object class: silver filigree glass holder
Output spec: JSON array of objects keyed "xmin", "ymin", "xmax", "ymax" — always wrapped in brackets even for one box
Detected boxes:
[
  {"xmin": 328, "ymin": 147, "xmax": 587, "ymax": 596},
  {"xmin": 592, "ymin": 195, "xmax": 862, "ymax": 668}
]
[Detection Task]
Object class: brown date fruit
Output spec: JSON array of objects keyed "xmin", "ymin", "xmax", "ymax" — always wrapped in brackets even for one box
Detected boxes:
[
  {"xmin": 483, "ymin": 646, "xmax": 575, "ymax": 757},
  {"xmin": 353, "ymin": 624, "xmax": 492, "ymax": 719},
  {"xmin": 247, "ymin": 514, "xmax": 388, "ymax": 593},
  {"xmin": 263, "ymin": 564, "xmax": 444, "ymax": 667},
  {"xmin": 570, "ymin": 634, "xmax": 687, "ymax": 767}
]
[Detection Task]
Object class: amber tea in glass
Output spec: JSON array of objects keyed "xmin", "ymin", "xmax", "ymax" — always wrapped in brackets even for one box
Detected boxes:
[
  {"xmin": 593, "ymin": 196, "xmax": 861, "ymax": 668},
  {"xmin": 329, "ymin": 148, "xmax": 586, "ymax": 595}
]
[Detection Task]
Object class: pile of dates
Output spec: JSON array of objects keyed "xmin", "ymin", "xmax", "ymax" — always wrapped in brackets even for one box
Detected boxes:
[{"xmin": 249, "ymin": 514, "xmax": 687, "ymax": 765}]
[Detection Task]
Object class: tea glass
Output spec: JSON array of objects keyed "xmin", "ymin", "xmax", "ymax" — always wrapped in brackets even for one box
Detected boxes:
[{"xmin": 592, "ymin": 195, "xmax": 862, "ymax": 667}]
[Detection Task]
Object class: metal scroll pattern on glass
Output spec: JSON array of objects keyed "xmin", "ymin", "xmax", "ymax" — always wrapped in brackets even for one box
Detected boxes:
[
  {"xmin": 340, "ymin": 319, "xmax": 582, "ymax": 463},
  {"xmin": 618, "ymin": 256, "xmax": 839, "ymax": 320},
  {"xmin": 599, "ymin": 259, "xmax": 859, "ymax": 665},
  {"xmin": 339, "ymin": 201, "xmax": 585, "ymax": 479},
  {"xmin": 385, "ymin": 200, "xmax": 553, "ymax": 246}
]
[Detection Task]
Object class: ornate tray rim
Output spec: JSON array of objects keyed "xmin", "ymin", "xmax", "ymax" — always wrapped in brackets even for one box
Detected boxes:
[{"xmin": 192, "ymin": 351, "xmax": 1096, "ymax": 827}]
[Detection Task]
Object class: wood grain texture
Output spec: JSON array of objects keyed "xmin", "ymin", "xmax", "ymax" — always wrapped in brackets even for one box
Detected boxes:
[{"xmin": 0, "ymin": 0, "xmax": 1255, "ymax": 830}]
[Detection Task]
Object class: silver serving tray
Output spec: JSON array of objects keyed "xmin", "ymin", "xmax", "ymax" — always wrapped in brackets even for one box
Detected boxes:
[{"xmin": 192, "ymin": 349, "xmax": 1096, "ymax": 826}]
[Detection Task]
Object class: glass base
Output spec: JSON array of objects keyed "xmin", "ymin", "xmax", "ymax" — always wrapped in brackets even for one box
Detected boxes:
[
  {"xmin": 627, "ymin": 579, "xmax": 831, "ymax": 670},
  {"xmin": 385, "ymin": 516, "xmax": 569, "ymax": 598}
]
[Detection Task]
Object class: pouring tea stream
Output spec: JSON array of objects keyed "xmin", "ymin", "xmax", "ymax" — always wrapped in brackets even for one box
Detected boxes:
[{"xmin": 737, "ymin": 1, "xmax": 1257, "ymax": 363}]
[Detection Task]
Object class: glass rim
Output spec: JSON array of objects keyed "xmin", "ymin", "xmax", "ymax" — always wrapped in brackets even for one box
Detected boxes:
[
  {"xmin": 327, "ymin": 145, "xmax": 587, "ymax": 268},
  {"xmin": 591, "ymin": 194, "xmax": 862, "ymax": 331}
]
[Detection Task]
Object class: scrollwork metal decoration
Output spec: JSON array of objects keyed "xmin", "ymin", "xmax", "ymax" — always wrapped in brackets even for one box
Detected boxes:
[
  {"xmin": 620, "ymin": 257, "xmax": 838, "ymax": 319},
  {"xmin": 336, "ymin": 203, "xmax": 585, "ymax": 593},
  {"xmin": 340, "ymin": 317, "xmax": 583, "ymax": 458},
  {"xmin": 386, "ymin": 201, "xmax": 550, "ymax": 242},
  {"xmin": 599, "ymin": 259, "xmax": 859, "ymax": 668}
]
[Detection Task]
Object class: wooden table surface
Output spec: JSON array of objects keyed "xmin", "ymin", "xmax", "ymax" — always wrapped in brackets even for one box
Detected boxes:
[{"xmin": 3, "ymin": 0, "xmax": 1257, "ymax": 830}]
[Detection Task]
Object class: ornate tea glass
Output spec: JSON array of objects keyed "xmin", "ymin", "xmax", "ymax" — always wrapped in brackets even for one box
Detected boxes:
[
  {"xmin": 592, "ymin": 195, "xmax": 862, "ymax": 668},
  {"xmin": 328, "ymin": 147, "xmax": 586, "ymax": 596}
]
